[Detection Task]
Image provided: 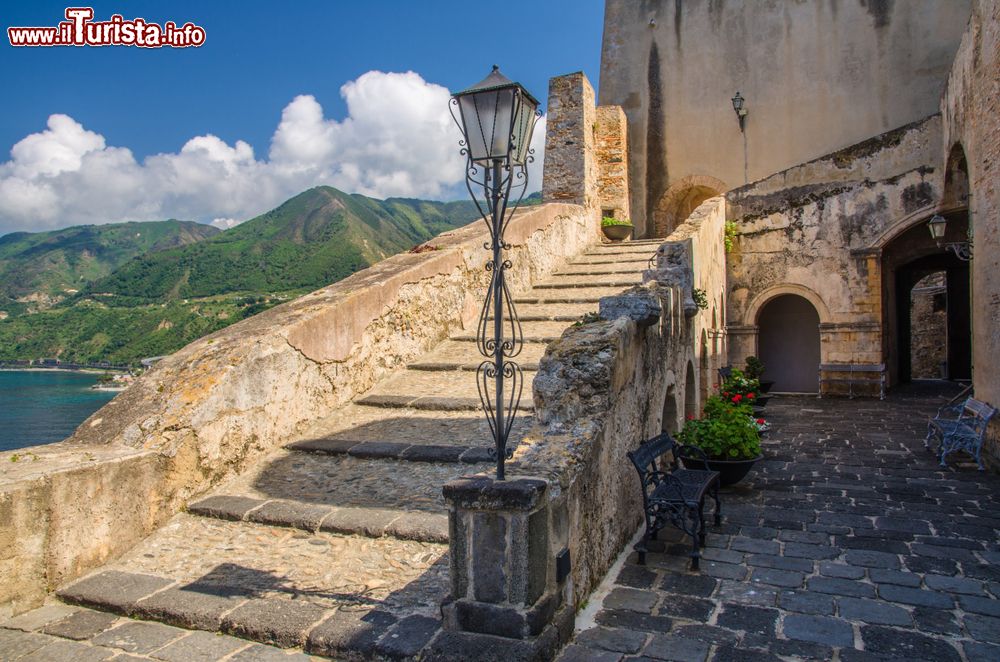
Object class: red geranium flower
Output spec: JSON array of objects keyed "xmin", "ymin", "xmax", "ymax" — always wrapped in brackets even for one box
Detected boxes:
[
  {"xmin": 732, "ymin": 394, "xmax": 742, "ymax": 403},
  {"xmin": 747, "ymin": 392, "xmax": 755, "ymax": 399},
  {"xmin": 757, "ymin": 418, "xmax": 766, "ymax": 425}
]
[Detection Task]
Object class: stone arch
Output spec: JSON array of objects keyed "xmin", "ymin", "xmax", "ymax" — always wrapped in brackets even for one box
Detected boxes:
[
  {"xmin": 699, "ymin": 329, "xmax": 710, "ymax": 405},
  {"xmin": 942, "ymin": 142, "xmax": 970, "ymax": 208},
  {"xmin": 661, "ymin": 384, "xmax": 679, "ymax": 433},
  {"xmin": 651, "ymin": 175, "xmax": 728, "ymax": 238},
  {"xmin": 684, "ymin": 361, "xmax": 697, "ymax": 419},
  {"xmin": 744, "ymin": 284, "xmax": 831, "ymax": 328}
]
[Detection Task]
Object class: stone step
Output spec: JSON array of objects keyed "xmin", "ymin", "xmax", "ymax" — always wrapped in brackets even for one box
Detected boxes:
[
  {"xmin": 532, "ymin": 274, "xmax": 642, "ymax": 289},
  {"xmin": 554, "ymin": 263, "xmax": 648, "ymax": 276},
  {"xmin": 357, "ymin": 369, "xmax": 535, "ymax": 411},
  {"xmin": 291, "ymin": 404, "xmax": 533, "ymax": 456},
  {"xmin": 450, "ymin": 319, "xmax": 571, "ymax": 342},
  {"xmin": 185, "ymin": 450, "xmax": 463, "ymax": 543},
  {"xmin": 408, "ymin": 339, "xmax": 548, "ymax": 371},
  {"xmin": 508, "ymin": 302, "xmax": 594, "ymax": 321},
  {"xmin": 515, "ymin": 285, "xmax": 627, "ymax": 304},
  {"xmin": 567, "ymin": 253, "xmax": 653, "ymax": 266},
  {"xmin": 57, "ymin": 515, "xmax": 447, "ymax": 659}
]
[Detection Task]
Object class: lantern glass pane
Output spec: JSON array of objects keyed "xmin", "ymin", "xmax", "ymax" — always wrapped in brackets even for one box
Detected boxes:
[
  {"xmin": 928, "ymin": 216, "xmax": 947, "ymax": 239},
  {"xmin": 511, "ymin": 92, "xmax": 538, "ymax": 165},
  {"xmin": 458, "ymin": 88, "xmax": 515, "ymax": 163}
]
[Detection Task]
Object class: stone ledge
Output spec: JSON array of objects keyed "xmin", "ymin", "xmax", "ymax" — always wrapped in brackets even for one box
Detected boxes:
[{"xmin": 443, "ymin": 476, "xmax": 548, "ymax": 512}]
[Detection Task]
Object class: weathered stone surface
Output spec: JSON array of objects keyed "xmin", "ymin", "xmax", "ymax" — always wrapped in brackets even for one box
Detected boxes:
[
  {"xmin": 245, "ymin": 500, "xmax": 332, "ymax": 532},
  {"xmin": 90, "ymin": 621, "xmax": 185, "ymax": 653},
  {"xmin": 135, "ymin": 586, "xmax": 245, "ymax": 630},
  {"xmin": 186, "ymin": 495, "xmax": 265, "ymax": 522},
  {"xmin": 0, "ymin": 629, "xmax": 59, "ymax": 659},
  {"xmin": 1, "ymin": 605, "xmax": 78, "ymax": 632},
  {"xmin": 307, "ymin": 609, "xmax": 397, "ymax": 658},
  {"xmin": 783, "ymin": 614, "xmax": 854, "ymax": 647},
  {"xmin": 41, "ymin": 608, "xmax": 120, "ymax": 641},
  {"xmin": 19, "ymin": 637, "xmax": 116, "ymax": 662},
  {"xmin": 375, "ymin": 614, "xmax": 440, "ymax": 658},
  {"xmin": 149, "ymin": 630, "xmax": 250, "ymax": 661},
  {"xmin": 599, "ymin": 290, "xmax": 661, "ymax": 327},
  {"xmin": 221, "ymin": 599, "xmax": 327, "ymax": 648},
  {"xmin": 58, "ymin": 571, "xmax": 174, "ymax": 614}
]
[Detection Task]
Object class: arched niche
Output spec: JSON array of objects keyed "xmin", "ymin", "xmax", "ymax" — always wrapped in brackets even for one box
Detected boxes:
[{"xmin": 756, "ymin": 294, "xmax": 822, "ymax": 393}]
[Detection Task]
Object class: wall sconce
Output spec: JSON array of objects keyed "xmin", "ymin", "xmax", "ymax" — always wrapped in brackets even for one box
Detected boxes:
[
  {"xmin": 731, "ymin": 91, "xmax": 747, "ymax": 132},
  {"xmin": 927, "ymin": 214, "xmax": 972, "ymax": 261}
]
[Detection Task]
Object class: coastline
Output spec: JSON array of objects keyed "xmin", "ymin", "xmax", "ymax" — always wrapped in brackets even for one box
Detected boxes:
[{"xmin": 0, "ymin": 367, "xmax": 121, "ymax": 375}]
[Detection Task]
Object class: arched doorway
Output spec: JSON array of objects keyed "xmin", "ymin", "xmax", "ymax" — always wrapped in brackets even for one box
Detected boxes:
[
  {"xmin": 757, "ymin": 295, "xmax": 821, "ymax": 392},
  {"xmin": 651, "ymin": 175, "xmax": 726, "ymax": 238},
  {"xmin": 884, "ymin": 236, "xmax": 970, "ymax": 383},
  {"xmin": 882, "ymin": 143, "xmax": 972, "ymax": 385}
]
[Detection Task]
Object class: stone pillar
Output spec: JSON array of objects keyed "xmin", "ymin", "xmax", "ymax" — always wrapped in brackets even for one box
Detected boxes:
[
  {"xmin": 543, "ymin": 72, "xmax": 599, "ymax": 211},
  {"xmin": 595, "ymin": 105, "xmax": 630, "ymax": 221},
  {"xmin": 435, "ymin": 476, "xmax": 572, "ymax": 660}
]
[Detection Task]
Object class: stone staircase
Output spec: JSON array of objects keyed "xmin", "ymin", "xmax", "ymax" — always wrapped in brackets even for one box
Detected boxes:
[{"xmin": 47, "ymin": 240, "xmax": 660, "ymax": 660}]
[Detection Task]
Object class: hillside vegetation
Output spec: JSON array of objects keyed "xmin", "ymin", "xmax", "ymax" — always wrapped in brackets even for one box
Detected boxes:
[
  {"xmin": 0, "ymin": 220, "xmax": 218, "ymax": 316},
  {"xmin": 0, "ymin": 187, "xmax": 493, "ymax": 364}
]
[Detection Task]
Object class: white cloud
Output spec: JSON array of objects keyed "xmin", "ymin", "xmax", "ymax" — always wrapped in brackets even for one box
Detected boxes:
[{"xmin": 0, "ymin": 71, "xmax": 547, "ymax": 235}]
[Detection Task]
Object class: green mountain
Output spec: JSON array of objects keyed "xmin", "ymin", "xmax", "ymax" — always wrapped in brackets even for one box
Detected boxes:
[
  {"xmin": 82, "ymin": 187, "xmax": 481, "ymax": 304},
  {"xmin": 0, "ymin": 220, "xmax": 219, "ymax": 315},
  {"xmin": 0, "ymin": 187, "xmax": 490, "ymax": 364}
]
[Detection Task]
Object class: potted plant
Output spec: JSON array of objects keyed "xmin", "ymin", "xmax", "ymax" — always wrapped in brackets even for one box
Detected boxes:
[
  {"xmin": 745, "ymin": 356, "xmax": 774, "ymax": 394},
  {"xmin": 601, "ymin": 216, "xmax": 634, "ymax": 241},
  {"xmin": 677, "ymin": 394, "xmax": 763, "ymax": 485},
  {"xmin": 721, "ymin": 368, "xmax": 768, "ymax": 408}
]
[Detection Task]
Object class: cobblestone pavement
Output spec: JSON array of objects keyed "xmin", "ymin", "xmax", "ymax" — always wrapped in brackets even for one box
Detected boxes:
[{"xmin": 562, "ymin": 386, "xmax": 1000, "ymax": 662}]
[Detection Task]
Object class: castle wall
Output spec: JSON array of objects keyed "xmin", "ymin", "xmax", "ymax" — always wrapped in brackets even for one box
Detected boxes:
[
  {"xmin": 724, "ymin": 116, "xmax": 946, "ymax": 391},
  {"xmin": 941, "ymin": 0, "xmax": 1000, "ymax": 464},
  {"xmin": 599, "ymin": 0, "xmax": 971, "ymax": 237}
]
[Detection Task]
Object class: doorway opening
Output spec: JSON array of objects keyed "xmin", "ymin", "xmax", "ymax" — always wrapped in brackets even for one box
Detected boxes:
[{"xmin": 756, "ymin": 295, "xmax": 821, "ymax": 392}]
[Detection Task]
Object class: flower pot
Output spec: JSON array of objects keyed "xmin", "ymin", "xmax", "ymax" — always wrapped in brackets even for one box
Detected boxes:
[
  {"xmin": 753, "ymin": 395, "xmax": 771, "ymax": 407},
  {"xmin": 759, "ymin": 381, "xmax": 775, "ymax": 393},
  {"xmin": 680, "ymin": 454, "xmax": 763, "ymax": 486},
  {"xmin": 602, "ymin": 224, "xmax": 633, "ymax": 241}
]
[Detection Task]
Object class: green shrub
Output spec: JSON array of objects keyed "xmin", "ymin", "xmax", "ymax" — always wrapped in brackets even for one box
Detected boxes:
[
  {"xmin": 745, "ymin": 356, "xmax": 765, "ymax": 380},
  {"xmin": 678, "ymin": 395, "xmax": 761, "ymax": 460},
  {"xmin": 601, "ymin": 216, "xmax": 634, "ymax": 227}
]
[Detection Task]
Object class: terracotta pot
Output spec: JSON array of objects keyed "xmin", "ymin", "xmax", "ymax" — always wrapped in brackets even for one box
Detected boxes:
[
  {"xmin": 680, "ymin": 454, "xmax": 763, "ymax": 486},
  {"xmin": 602, "ymin": 224, "xmax": 633, "ymax": 241}
]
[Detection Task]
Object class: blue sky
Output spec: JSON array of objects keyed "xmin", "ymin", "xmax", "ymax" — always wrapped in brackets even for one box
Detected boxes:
[{"xmin": 0, "ymin": 1, "xmax": 605, "ymax": 233}]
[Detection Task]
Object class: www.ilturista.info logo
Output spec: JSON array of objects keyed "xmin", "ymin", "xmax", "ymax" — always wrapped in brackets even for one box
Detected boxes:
[{"xmin": 8, "ymin": 7, "xmax": 206, "ymax": 48}]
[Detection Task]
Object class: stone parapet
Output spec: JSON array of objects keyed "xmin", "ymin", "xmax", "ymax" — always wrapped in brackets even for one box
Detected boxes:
[
  {"xmin": 0, "ymin": 201, "xmax": 596, "ymax": 617},
  {"xmin": 440, "ymin": 206, "xmax": 729, "ymax": 659}
]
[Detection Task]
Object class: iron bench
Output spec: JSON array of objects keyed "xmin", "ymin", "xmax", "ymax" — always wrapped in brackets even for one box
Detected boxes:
[
  {"xmin": 627, "ymin": 433, "xmax": 722, "ymax": 570},
  {"xmin": 926, "ymin": 397, "xmax": 997, "ymax": 471}
]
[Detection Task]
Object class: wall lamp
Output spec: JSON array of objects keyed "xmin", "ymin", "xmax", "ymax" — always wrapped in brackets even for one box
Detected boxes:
[
  {"xmin": 927, "ymin": 214, "xmax": 972, "ymax": 261},
  {"xmin": 731, "ymin": 91, "xmax": 747, "ymax": 132}
]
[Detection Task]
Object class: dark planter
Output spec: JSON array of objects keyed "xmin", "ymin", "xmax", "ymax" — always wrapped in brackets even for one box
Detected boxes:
[
  {"xmin": 753, "ymin": 395, "xmax": 771, "ymax": 407},
  {"xmin": 758, "ymin": 381, "xmax": 775, "ymax": 393},
  {"xmin": 602, "ymin": 224, "xmax": 633, "ymax": 241},
  {"xmin": 681, "ymin": 454, "xmax": 764, "ymax": 486}
]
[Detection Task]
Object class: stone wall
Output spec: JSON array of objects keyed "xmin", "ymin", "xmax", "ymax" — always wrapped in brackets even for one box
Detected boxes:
[
  {"xmin": 599, "ymin": 0, "xmax": 971, "ymax": 236},
  {"xmin": 910, "ymin": 274, "xmax": 948, "ymax": 379},
  {"xmin": 941, "ymin": 0, "xmax": 1000, "ymax": 466},
  {"xmin": 724, "ymin": 116, "xmax": 947, "ymax": 390},
  {"xmin": 439, "ymin": 198, "xmax": 728, "ymax": 657},
  {"xmin": 0, "ymin": 202, "xmax": 598, "ymax": 617},
  {"xmin": 595, "ymin": 105, "xmax": 630, "ymax": 221},
  {"xmin": 543, "ymin": 73, "xmax": 598, "ymax": 211}
]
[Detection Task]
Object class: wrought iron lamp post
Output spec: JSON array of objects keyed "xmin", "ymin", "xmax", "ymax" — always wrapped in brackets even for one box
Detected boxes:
[
  {"xmin": 731, "ymin": 91, "xmax": 747, "ymax": 132},
  {"xmin": 450, "ymin": 66, "xmax": 540, "ymax": 480}
]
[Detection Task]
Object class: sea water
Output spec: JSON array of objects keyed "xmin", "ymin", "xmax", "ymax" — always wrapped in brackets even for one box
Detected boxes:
[{"xmin": 0, "ymin": 371, "xmax": 117, "ymax": 452}]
